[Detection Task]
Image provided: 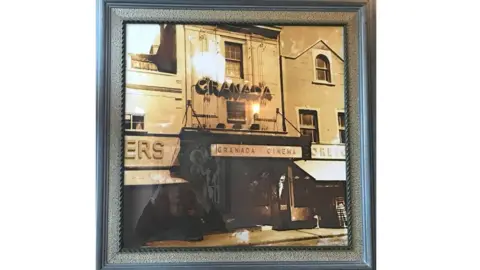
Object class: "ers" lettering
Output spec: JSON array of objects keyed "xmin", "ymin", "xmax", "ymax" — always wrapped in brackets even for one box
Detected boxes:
[{"xmin": 125, "ymin": 140, "xmax": 164, "ymax": 160}]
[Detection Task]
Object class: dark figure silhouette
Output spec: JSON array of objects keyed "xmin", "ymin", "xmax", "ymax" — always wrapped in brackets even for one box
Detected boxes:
[{"xmin": 134, "ymin": 184, "xmax": 227, "ymax": 246}]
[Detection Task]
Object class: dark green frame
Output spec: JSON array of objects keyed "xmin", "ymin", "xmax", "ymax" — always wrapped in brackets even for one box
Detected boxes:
[{"xmin": 96, "ymin": 0, "xmax": 376, "ymax": 268}]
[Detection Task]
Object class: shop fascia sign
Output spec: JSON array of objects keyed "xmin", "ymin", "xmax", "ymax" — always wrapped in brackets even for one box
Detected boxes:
[
  {"xmin": 195, "ymin": 77, "xmax": 273, "ymax": 101},
  {"xmin": 124, "ymin": 135, "xmax": 180, "ymax": 167},
  {"xmin": 311, "ymin": 144, "xmax": 346, "ymax": 160},
  {"xmin": 211, "ymin": 144, "xmax": 302, "ymax": 158},
  {"xmin": 124, "ymin": 170, "xmax": 187, "ymax": 186}
]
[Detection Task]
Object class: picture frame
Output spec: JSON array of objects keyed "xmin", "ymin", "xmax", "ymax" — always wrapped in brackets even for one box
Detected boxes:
[{"xmin": 96, "ymin": 0, "xmax": 376, "ymax": 269}]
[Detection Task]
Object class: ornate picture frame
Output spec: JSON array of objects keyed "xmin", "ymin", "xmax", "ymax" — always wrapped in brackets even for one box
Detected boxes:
[{"xmin": 96, "ymin": 0, "xmax": 376, "ymax": 269}]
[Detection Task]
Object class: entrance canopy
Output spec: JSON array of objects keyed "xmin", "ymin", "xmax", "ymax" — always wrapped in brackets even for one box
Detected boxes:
[
  {"xmin": 179, "ymin": 128, "xmax": 312, "ymax": 160},
  {"xmin": 294, "ymin": 160, "xmax": 346, "ymax": 181}
]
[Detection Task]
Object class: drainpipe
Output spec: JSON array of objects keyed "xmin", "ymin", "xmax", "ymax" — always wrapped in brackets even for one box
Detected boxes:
[
  {"xmin": 278, "ymin": 32, "xmax": 287, "ymax": 133},
  {"xmin": 183, "ymin": 25, "xmax": 189, "ymax": 129}
]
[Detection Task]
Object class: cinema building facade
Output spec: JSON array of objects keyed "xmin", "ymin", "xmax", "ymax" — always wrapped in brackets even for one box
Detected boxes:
[{"xmin": 122, "ymin": 24, "xmax": 347, "ymax": 246}]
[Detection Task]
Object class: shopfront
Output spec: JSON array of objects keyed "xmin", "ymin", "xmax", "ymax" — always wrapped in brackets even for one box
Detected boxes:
[
  {"xmin": 290, "ymin": 144, "xmax": 348, "ymax": 228},
  {"xmin": 178, "ymin": 128, "xmax": 311, "ymax": 231},
  {"xmin": 123, "ymin": 133, "xmax": 185, "ymax": 247}
]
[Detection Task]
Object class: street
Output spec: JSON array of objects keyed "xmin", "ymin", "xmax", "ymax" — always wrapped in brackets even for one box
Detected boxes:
[
  {"xmin": 145, "ymin": 228, "xmax": 348, "ymax": 247},
  {"xmin": 260, "ymin": 235, "xmax": 348, "ymax": 246}
]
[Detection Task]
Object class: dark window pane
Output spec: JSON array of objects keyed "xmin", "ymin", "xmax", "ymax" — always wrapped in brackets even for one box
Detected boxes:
[
  {"xmin": 316, "ymin": 69, "xmax": 327, "ymax": 81},
  {"xmin": 337, "ymin": 112, "xmax": 345, "ymax": 128},
  {"xmin": 293, "ymin": 183, "xmax": 310, "ymax": 207},
  {"xmin": 227, "ymin": 101, "xmax": 246, "ymax": 123},
  {"xmin": 124, "ymin": 119, "xmax": 132, "ymax": 130},
  {"xmin": 132, "ymin": 115, "xmax": 143, "ymax": 123},
  {"xmin": 299, "ymin": 110, "xmax": 319, "ymax": 142},
  {"xmin": 316, "ymin": 55, "xmax": 327, "ymax": 68},
  {"xmin": 247, "ymin": 170, "xmax": 271, "ymax": 206},
  {"xmin": 299, "ymin": 110, "xmax": 317, "ymax": 126},
  {"xmin": 301, "ymin": 114, "xmax": 314, "ymax": 126},
  {"xmin": 300, "ymin": 129, "xmax": 313, "ymax": 139},
  {"xmin": 132, "ymin": 115, "xmax": 144, "ymax": 123},
  {"xmin": 292, "ymin": 166, "xmax": 315, "ymax": 207},
  {"xmin": 315, "ymin": 54, "xmax": 331, "ymax": 82},
  {"xmin": 132, "ymin": 115, "xmax": 144, "ymax": 130},
  {"xmin": 301, "ymin": 129, "xmax": 318, "ymax": 143},
  {"xmin": 339, "ymin": 130, "xmax": 346, "ymax": 143}
]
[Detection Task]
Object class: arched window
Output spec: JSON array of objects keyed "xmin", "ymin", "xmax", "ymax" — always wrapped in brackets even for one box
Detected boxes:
[{"xmin": 315, "ymin": 54, "xmax": 331, "ymax": 82}]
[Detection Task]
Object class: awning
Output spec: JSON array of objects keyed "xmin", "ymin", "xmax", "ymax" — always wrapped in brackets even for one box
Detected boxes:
[
  {"xmin": 124, "ymin": 169, "xmax": 188, "ymax": 186},
  {"xmin": 294, "ymin": 160, "xmax": 346, "ymax": 181}
]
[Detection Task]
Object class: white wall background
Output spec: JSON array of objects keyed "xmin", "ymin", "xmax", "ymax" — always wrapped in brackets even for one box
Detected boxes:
[{"xmin": 1, "ymin": 1, "xmax": 480, "ymax": 270}]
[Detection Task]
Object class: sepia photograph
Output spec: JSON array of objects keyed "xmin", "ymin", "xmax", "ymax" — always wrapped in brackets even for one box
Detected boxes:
[{"xmin": 122, "ymin": 23, "xmax": 349, "ymax": 248}]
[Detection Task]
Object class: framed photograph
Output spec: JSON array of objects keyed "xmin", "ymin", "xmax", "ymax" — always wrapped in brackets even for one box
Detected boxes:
[{"xmin": 96, "ymin": 0, "xmax": 376, "ymax": 269}]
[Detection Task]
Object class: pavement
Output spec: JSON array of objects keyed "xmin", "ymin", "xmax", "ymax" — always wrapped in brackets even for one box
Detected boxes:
[
  {"xmin": 145, "ymin": 227, "xmax": 348, "ymax": 247},
  {"xmin": 261, "ymin": 235, "xmax": 348, "ymax": 247}
]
